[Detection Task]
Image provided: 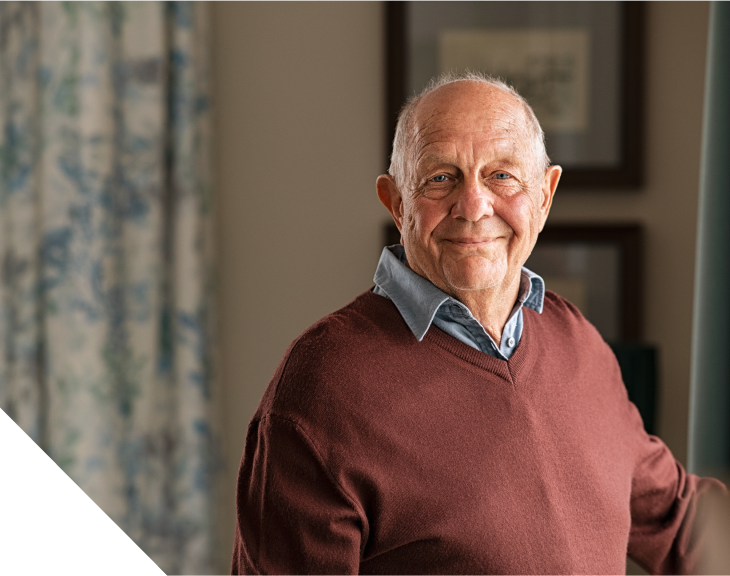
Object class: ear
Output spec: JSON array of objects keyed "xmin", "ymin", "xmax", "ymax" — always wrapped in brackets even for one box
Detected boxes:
[
  {"xmin": 376, "ymin": 174, "xmax": 405, "ymax": 232},
  {"xmin": 537, "ymin": 165, "xmax": 562, "ymax": 232}
]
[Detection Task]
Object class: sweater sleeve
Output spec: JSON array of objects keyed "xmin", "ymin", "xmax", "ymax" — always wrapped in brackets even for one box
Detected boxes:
[
  {"xmin": 627, "ymin": 432, "xmax": 727, "ymax": 574},
  {"xmin": 231, "ymin": 414, "xmax": 365, "ymax": 575}
]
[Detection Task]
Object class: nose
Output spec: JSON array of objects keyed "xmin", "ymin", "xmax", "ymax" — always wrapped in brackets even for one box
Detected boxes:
[{"xmin": 450, "ymin": 176, "xmax": 495, "ymax": 222}]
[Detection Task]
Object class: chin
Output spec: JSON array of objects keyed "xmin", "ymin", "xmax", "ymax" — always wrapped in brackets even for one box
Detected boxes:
[{"xmin": 443, "ymin": 261, "xmax": 508, "ymax": 292}]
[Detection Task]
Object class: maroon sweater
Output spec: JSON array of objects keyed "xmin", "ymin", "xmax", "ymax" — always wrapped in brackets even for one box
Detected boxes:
[{"xmin": 231, "ymin": 290, "xmax": 723, "ymax": 574}]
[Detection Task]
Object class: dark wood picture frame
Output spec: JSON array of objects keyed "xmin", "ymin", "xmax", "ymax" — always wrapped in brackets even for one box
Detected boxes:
[
  {"xmin": 528, "ymin": 224, "xmax": 644, "ymax": 341},
  {"xmin": 385, "ymin": 2, "xmax": 645, "ymax": 189},
  {"xmin": 385, "ymin": 222, "xmax": 643, "ymax": 341}
]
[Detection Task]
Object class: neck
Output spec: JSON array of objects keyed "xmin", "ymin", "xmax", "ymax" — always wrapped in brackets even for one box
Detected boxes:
[{"xmin": 450, "ymin": 274, "xmax": 522, "ymax": 346}]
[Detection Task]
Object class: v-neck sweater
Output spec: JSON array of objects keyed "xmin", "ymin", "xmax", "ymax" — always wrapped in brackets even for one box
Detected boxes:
[{"xmin": 231, "ymin": 290, "xmax": 723, "ymax": 575}]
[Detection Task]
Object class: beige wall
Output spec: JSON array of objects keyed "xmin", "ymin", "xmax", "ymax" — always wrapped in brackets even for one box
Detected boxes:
[
  {"xmin": 211, "ymin": 2, "xmax": 386, "ymax": 568},
  {"xmin": 212, "ymin": 1, "xmax": 709, "ymax": 569}
]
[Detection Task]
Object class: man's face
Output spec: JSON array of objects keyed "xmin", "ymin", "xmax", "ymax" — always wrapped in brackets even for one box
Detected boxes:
[{"xmin": 379, "ymin": 82, "xmax": 561, "ymax": 299}]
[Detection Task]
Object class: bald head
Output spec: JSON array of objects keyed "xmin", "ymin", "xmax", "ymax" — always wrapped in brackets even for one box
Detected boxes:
[{"xmin": 389, "ymin": 73, "xmax": 549, "ymax": 191}]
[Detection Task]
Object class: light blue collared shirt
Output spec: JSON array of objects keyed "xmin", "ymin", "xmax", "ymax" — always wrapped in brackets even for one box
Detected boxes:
[{"xmin": 372, "ymin": 245, "xmax": 545, "ymax": 360}]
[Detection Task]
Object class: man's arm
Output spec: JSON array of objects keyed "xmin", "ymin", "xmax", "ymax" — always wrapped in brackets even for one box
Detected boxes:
[
  {"xmin": 627, "ymin": 433, "xmax": 727, "ymax": 574},
  {"xmin": 231, "ymin": 414, "xmax": 365, "ymax": 575}
]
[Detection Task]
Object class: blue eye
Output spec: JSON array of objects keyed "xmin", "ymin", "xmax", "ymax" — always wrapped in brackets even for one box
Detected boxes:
[
  {"xmin": 431, "ymin": 175, "xmax": 448, "ymax": 183},
  {"xmin": 494, "ymin": 172, "xmax": 511, "ymax": 180}
]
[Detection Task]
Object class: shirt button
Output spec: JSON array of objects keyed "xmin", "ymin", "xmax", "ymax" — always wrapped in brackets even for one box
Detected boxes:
[{"xmin": 507, "ymin": 337, "xmax": 515, "ymax": 347}]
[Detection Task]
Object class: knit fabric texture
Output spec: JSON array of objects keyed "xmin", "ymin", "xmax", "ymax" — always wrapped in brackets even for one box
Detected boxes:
[{"xmin": 231, "ymin": 290, "xmax": 723, "ymax": 574}]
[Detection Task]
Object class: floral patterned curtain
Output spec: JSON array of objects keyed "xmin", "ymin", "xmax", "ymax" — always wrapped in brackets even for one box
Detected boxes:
[{"xmin": 0, "ymin": 3, "xmax": 220, "ymax": 573}]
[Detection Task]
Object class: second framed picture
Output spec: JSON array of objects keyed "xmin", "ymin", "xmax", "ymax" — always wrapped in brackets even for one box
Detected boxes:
[{"xmin": 386, "ymin": 1, "xmax": 645, "ymax": 189}]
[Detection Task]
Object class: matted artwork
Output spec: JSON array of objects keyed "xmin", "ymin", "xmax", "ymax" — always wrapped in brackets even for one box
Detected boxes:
[
  {"xmin": 439, "ymin": 29, "xmax": 590, "ymax": 132},
  {"xmin": 525, "ymin": 224, "xmax": 643, "ymax": 342},
  {"xmin": 386, "ymin": 1, "xmax": 646, "ymax": 189}
]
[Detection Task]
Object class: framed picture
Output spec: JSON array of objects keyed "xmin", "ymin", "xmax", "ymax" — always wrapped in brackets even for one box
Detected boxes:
[
  {"xmin": 525, "ymin": 224, "xmax": 643, "ymax": 341},
  {"xmin": 384, "ymin": 222, "xmax": 643, "ymax": 342},
  {"xmin": 385, "ymin": 2, "xmax": 645, "ymax": 189}
]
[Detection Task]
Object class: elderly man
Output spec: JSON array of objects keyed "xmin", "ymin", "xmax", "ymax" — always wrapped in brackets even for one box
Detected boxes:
[{"xmin": 231, "ymin": 73, "xmax": 724, "ymax": 574}]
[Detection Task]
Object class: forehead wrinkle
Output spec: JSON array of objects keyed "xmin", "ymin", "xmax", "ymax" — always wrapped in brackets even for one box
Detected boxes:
[
  {"xmin": 407, "ymin": 91, "xmax": 536, "ymax": 181},
  {"xmin": 409, "ymin": 113, "xmax": 453, "ymax": 182},
  {"xmin": 415, "ymin": 109, "xmax": 526, "ymax": 153},
  {"xmin": 416, "ymin": 131, "xmax": 520, "ymax": 167},
  {"xmin": 411, "ymin": 110, "xmax": 448, "ymax": 153}
]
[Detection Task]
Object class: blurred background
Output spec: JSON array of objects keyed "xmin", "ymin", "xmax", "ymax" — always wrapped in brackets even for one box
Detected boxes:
[{"xmin": 1, "ymin": 2, "xmax": 728, "ymax": 574}]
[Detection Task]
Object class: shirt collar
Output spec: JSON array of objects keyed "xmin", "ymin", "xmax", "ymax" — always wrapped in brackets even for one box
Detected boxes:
[
  {"xmin": 373, "ymin": 244, "xmax": 544, "ymax": 341},
  {"xmin": 520, "ymin": 265, "xmax": 544, "ymax": 314}
]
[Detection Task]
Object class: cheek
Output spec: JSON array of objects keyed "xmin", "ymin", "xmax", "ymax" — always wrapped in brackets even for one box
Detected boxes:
[
  {"xmin": 405, "ymin": 200, "xmax": 446, "ymax": 241},
  {"xmin": 499, "ymin": 197, "xmax": 539, "ymax": 238}
]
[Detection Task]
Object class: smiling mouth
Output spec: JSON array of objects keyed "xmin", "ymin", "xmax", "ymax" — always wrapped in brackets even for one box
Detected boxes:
[{"xmin": 446, "ymin": 238, "xmax": 500, "ymax": 247}]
